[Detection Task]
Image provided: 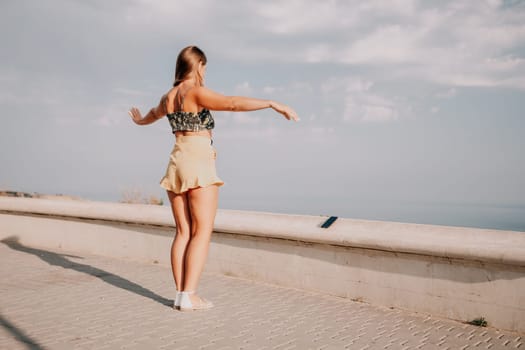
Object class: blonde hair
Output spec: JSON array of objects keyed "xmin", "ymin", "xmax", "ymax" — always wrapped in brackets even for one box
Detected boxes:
[{"xmin": 173, "ymin": 46, "xmax": 207, "ymax": 87}]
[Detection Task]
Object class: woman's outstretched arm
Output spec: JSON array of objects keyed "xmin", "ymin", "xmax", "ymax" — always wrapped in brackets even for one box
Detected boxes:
[
  {"xmin": 193, "ymin": 87, "xmax": 299, "ymax": 121},
  {"xmin": 129, "ymin": 95, "xmax": 168, "ymax": 125}
]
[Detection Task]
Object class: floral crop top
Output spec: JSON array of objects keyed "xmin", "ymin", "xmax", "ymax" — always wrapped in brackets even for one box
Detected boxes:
[
  {"xmin": 166, "ymin": 109, "xmax": 215, "ymax": 133},
  {"xmin": 166, "ymin": 86, "xmax": 215, "ymax": 133}
]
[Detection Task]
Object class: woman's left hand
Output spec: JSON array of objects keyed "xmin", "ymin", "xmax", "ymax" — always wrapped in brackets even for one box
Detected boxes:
[
  {"xmin": 271, "ymin": 102, "xmax": 299, "ymax": 122},
  {"xmin": 128, "ymin": 107, "xmax": 143, "ymax": 124}
]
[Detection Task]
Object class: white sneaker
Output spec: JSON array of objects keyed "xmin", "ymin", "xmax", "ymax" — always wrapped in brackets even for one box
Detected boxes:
[
  {"xmin": 173, "ymin": 290, "xmax": 182, "ymax": 310},
  {"xmin": 179, "ymin": 291, "xmax": 214, "ymax": 311}
]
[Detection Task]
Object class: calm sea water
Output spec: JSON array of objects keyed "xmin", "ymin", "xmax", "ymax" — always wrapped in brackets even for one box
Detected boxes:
[{"xmin": 218, "ymin": 195, "xmax": 525, "ymax": 232}]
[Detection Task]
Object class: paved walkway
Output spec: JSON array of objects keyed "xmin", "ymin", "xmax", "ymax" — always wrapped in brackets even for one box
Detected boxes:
[{"xmin": 0, "ymin": 240, "xmax": 522, "ymax": 350}]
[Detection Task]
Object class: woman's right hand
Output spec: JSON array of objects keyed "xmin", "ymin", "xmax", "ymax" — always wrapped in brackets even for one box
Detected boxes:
[
  {"xmin": 128, "ymin": 107, "xmax": 143, "ymax": 125},
  {"xmin": 271, "ymin": 101, "xmax": 299, "ymax": 121}
]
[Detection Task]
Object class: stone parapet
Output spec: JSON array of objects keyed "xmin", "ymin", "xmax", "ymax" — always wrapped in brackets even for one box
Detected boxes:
[{"xmin": 1, "ymin": 197, "xmax": 524, "ymax": 332}]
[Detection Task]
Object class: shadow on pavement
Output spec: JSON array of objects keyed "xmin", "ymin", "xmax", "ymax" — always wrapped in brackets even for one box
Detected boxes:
[
  {"xmin": 0, "ymin": 313, "xmax": 45, "ymax": 350},
  {"xmin": 1, "ymin": 237, "xmax": 172, "ymax": 308}
]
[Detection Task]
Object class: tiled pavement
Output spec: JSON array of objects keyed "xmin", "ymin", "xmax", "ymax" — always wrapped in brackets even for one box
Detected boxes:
[{"xmin": 0, "ymin": 239, "xmax": 522, "ymax": 350}]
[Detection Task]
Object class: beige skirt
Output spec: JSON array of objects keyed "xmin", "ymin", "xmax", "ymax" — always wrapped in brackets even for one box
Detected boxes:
[{"xmin": 159, "ymin": 136, "xmax": 224, "ymax": 194}]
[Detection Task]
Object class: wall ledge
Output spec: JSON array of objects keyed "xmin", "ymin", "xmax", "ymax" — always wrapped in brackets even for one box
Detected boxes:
[{"xmin": 1, "ymin": 196, "xmax": 524, "ymax": 266}]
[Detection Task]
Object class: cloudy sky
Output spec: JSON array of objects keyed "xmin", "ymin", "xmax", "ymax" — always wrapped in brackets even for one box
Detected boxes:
[{"xmin": 1, "ymin": 0, "xmax": 524, "ymax": 231}]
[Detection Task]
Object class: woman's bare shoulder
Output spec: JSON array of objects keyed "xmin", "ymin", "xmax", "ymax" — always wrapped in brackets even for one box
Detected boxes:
[
  {"xmin": 165, "ymin": 87, "xmax": 179, "ymax": 100},
  {"xmin": 166, "ymin": 87, "xmax": 184, "ymax": 111}
]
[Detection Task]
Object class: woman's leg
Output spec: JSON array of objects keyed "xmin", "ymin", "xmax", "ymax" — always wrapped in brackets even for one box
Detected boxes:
[
  {"xmin": 167, "ymin": 190, "xmax": 192, "ymax": 291},
  {"xmin": 182, "ymin": 185, "xmax": 219, "ymax": 301}
]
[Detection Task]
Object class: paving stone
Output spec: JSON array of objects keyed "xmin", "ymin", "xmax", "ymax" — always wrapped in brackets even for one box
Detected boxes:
[{"xmin": 0, "ymin": 241, "xmax": 522, "ymax": 350}]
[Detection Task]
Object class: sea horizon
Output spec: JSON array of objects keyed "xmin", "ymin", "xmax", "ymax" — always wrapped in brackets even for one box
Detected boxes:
[{"xmin": 218, "ymin": 195, "xmax": 525, "ymax": 233}]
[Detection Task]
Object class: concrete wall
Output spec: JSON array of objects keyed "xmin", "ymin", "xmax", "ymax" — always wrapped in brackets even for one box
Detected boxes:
[{"xmin": 1, "ymin": 197, "xmax": 524, "ymax": 332}]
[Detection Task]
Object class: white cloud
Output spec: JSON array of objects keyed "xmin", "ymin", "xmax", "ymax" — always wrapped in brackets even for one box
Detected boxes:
[
  {"xmin": 95, "ymin": 0, "xmax": 525, "ymax": 90},
  {"xmin": 486, "ymin": 0, "xmax": 503, "ymax": 8},
  {"xmin": 485, "ymin": 55, "xmax": 525, "ymax": 72},
  {"xmin": 311, "ymin": 126, "xmax": 335, "ymax": 134},
  {"xmin": 343, "ymin": 24, "xmax": 423, "ymax": 64},
  {"xmin": 343, "ymin": 95, "xmax": 400, "ymax": 123},
  {"xmin": 435, "ymin": 88, "xmax": 457, "ymax": 99},
  {"xmin": 229, "ymin": 112, "xmax": 261, "ymax": 125},
  {"xmin": 320, "ymin": 76, "xmax": 405, "ymax": 123},
  {"xmin": 360, "ymin": 0, "xmax": 417, "ymax": 15},
  {"xmin": 288, "ymin": 82, "xmax": 314, "ymax": 96},
  {"xmin": 252, "ymin": 1, "xmax": 525, "ymax": 89},
  {"xmin": 304, "ymin": 44, "xmax": 333, "ymax": 63},
  {"xmin": 253, "ymin": 0, "xmax": 349, "ymax": 35},
  {"xmin": 262, "ymin": 85, "xmax": 285, "ymax": 95},
  {"xmin": 321, "ymin": 77, "xmax": 374, "ymax": 96},
  {"xmin": 253, "ymin": 0, "xmax": 418, "ymax": 35},
  {"xmin": 233, "ymin": 82, "xmax": 254, "ymax": 95}
]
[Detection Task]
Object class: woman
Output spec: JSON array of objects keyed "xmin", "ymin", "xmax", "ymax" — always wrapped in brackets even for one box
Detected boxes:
[{"xmin": 129, "ymin": 45, "xmax": 298, "ymax": 311}]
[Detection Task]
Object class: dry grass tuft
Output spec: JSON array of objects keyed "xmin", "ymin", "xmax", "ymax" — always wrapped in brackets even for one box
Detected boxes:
[{"xmin": 120, "ymin": 188, "xmax": 164, "ymax": 205}]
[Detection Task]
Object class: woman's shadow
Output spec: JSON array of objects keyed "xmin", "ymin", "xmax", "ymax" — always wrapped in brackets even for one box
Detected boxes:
[{"xmin": 1, "ymin": 236, "xmax": 173, "ymax": 307}]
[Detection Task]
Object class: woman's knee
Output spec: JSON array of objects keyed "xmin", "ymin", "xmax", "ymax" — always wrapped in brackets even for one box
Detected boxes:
[
  {"xmin": 176, "ymin": 224, "xmax": 191, "ymax": 240},
  {"xmin": 190, "ymin": 224, "xmax": 213, "ymax": 239}
]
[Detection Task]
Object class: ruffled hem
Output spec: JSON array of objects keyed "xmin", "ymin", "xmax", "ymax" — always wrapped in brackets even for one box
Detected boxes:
[{"xmin": 160, "ymin": 176, "xmax": 224, "ymax": 194}]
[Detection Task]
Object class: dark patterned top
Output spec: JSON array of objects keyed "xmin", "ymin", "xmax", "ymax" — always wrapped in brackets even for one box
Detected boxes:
[{"xmin": 166, "ymin": 109, "xmax": 215, "ymax": 133}]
